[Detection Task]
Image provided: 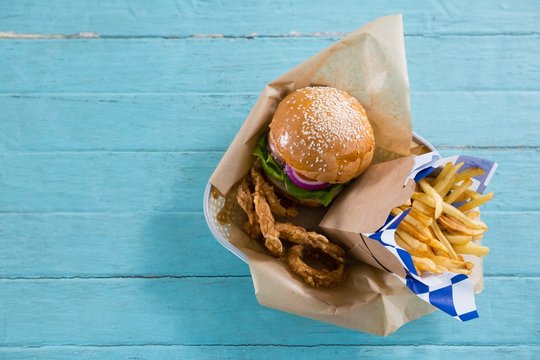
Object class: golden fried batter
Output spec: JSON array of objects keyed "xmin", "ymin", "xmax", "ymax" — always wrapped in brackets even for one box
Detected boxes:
[
  {"xmin": 251, "ymin": 167, "xmax": 298, "ymax": 217},
  {"xmin": 236, "ymin": 177, "xmax": 260, "ymax": 238},
  {"xmin": 285, "ymin": 245, "xmax": 345, "ymax": 288},
  {"xmin": 275, "ymin": 222, "xmax": 345, "ymax": 262},
  {"xmin": 253, "ymin": 191, "xmax": 284, "ymax": 257},
  {"xmin": 233, "ymin": 166, "xmax": 348, "ymax": 288},
  {"xmin": 242, "ymin": 222, "xmax": 261, "ymax": 239}
]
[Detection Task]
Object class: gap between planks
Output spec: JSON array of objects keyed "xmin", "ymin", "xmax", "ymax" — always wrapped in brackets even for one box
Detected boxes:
[
  {"xmin": 2, "ymin": 90, "xmax": 540, "ymax": 95},
  {"xmin": 0, "ymin": 31, "xmax": 539, "ymax": 40},
  {"xmin": 0, "ymin": 275, "xmax": 536, "ymax": 281},
  {"xmin": 0, "ymin": 344, "xmax": 537, "ymax": 349},
  {"xmin": 0, "ymin": 210, "xmax": 535, "ymax": 215},
  {"xmin": 0, "ymin": 146, "xmax": 537, "ymax": 155}
]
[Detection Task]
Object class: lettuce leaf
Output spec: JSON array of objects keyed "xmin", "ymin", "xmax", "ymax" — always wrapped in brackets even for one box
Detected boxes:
[{"xmin": 253, "ymin": 134, "xmax": 343, "ymax": 206}]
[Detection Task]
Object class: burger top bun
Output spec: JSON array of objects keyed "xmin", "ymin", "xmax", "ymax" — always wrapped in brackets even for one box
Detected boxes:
[{"xmin": 269, "ymin": 86, "xmax": 375, "ymax": 184}]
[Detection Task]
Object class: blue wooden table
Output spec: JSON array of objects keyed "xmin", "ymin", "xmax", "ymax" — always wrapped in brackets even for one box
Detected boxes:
[{"xmin": 0, "ymin": 1, "xmax": 538, "ymax": 358}]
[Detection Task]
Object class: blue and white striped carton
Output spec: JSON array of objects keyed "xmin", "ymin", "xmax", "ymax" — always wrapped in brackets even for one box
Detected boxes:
[{"xmin": 364, "ymin": 152, "xmax": 497, "ymax": 320}]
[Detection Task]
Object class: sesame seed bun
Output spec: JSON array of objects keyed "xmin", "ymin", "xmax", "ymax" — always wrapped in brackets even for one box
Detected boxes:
[{"xmin": 269, "ymin": 86, "xmax": 375, "ymax": 184}]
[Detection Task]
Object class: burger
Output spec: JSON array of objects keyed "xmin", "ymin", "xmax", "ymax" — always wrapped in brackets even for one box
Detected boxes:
[{"xmin": 253, "ymin": 86, "xmax": 375, "ymax": 207}]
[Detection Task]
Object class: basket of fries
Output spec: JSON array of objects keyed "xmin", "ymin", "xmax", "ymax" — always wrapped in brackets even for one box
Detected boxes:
[{"xmin": 204, "ymin": 15, "xmax": 497, "ymax": 335}]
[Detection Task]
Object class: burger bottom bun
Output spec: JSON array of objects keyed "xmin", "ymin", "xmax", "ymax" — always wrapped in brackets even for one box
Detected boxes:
[{"xmin": 264, "ymin": 172, "xmax": 343, "ymax": 207}]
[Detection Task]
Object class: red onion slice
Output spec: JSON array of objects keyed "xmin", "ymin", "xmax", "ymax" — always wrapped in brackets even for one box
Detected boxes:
[{"xmin": 285, "ymin": 164, "xmax": 330, "ymax": 190}]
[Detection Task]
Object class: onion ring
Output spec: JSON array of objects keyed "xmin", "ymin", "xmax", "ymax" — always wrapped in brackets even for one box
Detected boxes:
[
  {"xmin": 285, "ymin": 245, "xmax": 345, "ymax": 288},
  {"xmin": 275, "ymin": 222, "xmax": 345, "ymax": 262},
  {"xmin": 234, "ymin": 165, "xmax": 348, "ymax": 287}
]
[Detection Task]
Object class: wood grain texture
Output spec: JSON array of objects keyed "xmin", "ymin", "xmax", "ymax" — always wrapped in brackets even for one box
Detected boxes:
[
  {"xmin": 0, "ymin": 213, "xmax": 249, "ymax": 278},
  {"xmin": 0, "ymin": 152, "xmax": 219, "ymax": 213},
  {"xmin": 0, "ymin": 211, "xmax": 536, "ymax": 278},
  {"xmin": 1, "ymin": 36, "xmax": 539, "ymax": 93},
  {"xmin": 0, "ymin": 149, "xmax": 536, "ymax": 212},
  {"xmin": 1, "ymin": 0, "xmax": 538, "ymax": 36},
  {"xmin": 1, "ymin": 0, "xmax": 537, "ymax": 356},
  {"xmin": 0, "ymin": 345, "xmax": 536, "ymax": 360},
  {"xmin": 0, "ymin": 277, "xmax": 536, "ymax": 346},
  {"xmin": 1, "ymin": 92, "xmax": 538, "ymax": 150}
]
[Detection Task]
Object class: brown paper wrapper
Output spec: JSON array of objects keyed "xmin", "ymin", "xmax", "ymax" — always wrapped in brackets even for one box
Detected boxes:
[
  {"xmin": 208, "ymin": 15, "xmax": 478, "ymax": 335},
  {"xmin": 320, "ymin": 157, "xmax": 416, "ymax": 278}
]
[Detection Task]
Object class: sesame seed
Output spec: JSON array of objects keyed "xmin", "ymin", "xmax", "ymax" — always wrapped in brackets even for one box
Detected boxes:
[{"xmin": 275, "ymin": 86, "xmax": 371, "ymax": 174}]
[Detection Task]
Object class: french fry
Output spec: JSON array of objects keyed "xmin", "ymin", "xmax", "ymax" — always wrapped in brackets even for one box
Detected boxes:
[
  {"xmin": 396, "ymin": 233, "xmax": 426, "ymax": 258},
  {"xmin": 392, "ymin": 207, "xmax": 432, "ymax": 233},
  {"xmin": 473, "ymin": 233, "xmax": 484, "ymax": 240},
  {"xmin": 404, "ymin": 212, "xmax": 433, "ymax": 239},
  {"xmin": 433, "ymin": 255, "xmax": 474, "ymax": 270},
  {"xmin": 394, "ymin": 162, "xmax": 493, "ymax": 278},
  {"xmin": 398, "ymin": 221, "xmax": 449, "ymax": 256},
  {"xmin": 396, "ymin": 230, "xmax": 432, "ymax": 257},
  {"xmin": 434, "ymin": 249, "xmax": 450, "ymax": 257},
  {"xmin": 418, "ymin": 180, "xmax": 443, "ymax": 219},
  {"xmin": 443, "ymin": 233, "xmax": 473, "ymax": 245},
  {"xmin": 434, "ymin": 162, "xmax": 464, "ymax": 196},
  {"xmin": 438, "ymin": 215, "xmax": 485, "ymax": 236},
  {"xmin": 455, "ymin": 167, "xmax": 485, "ymax": 183},
  {"xmin": 464, "ymin": 189, "xmax": 481, "ymax": 199},
  {"xmin": 398, "ymin": 221, "xmax": 430, "ymax": 243},
  {"xmin": 431, "ymin": 256, "xmax": 473, "ymax": 275},
  {"xmin": 442, "ymin": 202, "xmax": 487, "ymax": 230},
  {"xmin": 395, "ymin": 233, "xmax": 410, "ymax": 250},
  {"xmin": 450, "ymin": 268, "xmax": 475, "ymax": 275},
  {"xmin": 433, "ymin": 162, "xmax": 452, "ymax": 186},
  {"xmin": 455, "ymin": 189, "xmax": 482, "ymax": 202},
  {"xmin": 454, "ymin": 193, "xmax": 473, "ymax": 203},
  {"xmin": 436, "ymin": 265, "xmax": 450, "ymax": 273},
  {"xmin": 412, "ymin": 200, "xmax": 434, "ymax": 217},
  {"xmin": 430, "ymin": 221, "xmax": 459, "ymax": 260},
  {"xmin": 445, "ymin": 179, "xmax": 473, "ymax": 204},
  {"xmin": 412, "ymin": 256, "xmax": 441, "ymax": 275},
  {"xmin": 409, "ymin": 208, "xmax": 433, "ymax": 227},
  {"xmin": 412, "ymin": 192, "xmax": 436, "ymax": 208},
  {"xmin": 458, "ymin": 192, "xmax": 494, "ymax": 212},
  {"xmin": 454, "ymin": 242, "xmax": 490, "ymax": 257}
]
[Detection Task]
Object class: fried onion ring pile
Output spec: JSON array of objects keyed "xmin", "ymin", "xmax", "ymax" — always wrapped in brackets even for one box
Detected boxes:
[{"xmin": 235, "ymin": 165, "xmax": 347, "ymax": 288}]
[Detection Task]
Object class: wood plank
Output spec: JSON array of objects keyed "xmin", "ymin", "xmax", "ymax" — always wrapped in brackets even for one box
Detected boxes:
[
  {"xmin": 0, "ymin": 211, "xmax": 536, "ymax": 278},
  {"xmin": 0, "ymin": 149, "xmax": 536, "ymax": 213},
  {"xmin": 0, "ymin": 213, "xmax": 249, "ymax": 278},
  {"xmin": 0, "ymin": 277, "xmax": 536, "ymax": 345},
  {"xmin": 0, "ymin": 152, "xmax": 219, "ymax": 213},
  {"xmin": 0, "ymin": 36, "xmax": 538, "ymax": 93},
  {"xmin": 0, "ymin": 345, "xmax": 535, "ymax": 360},
  {"xmin": 0, "ymin": 0, "xmax": 538, "ymax": 36},
  {"xmin": 2, "ymin": 92, "xmax": 538, "ymax": 151}
]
